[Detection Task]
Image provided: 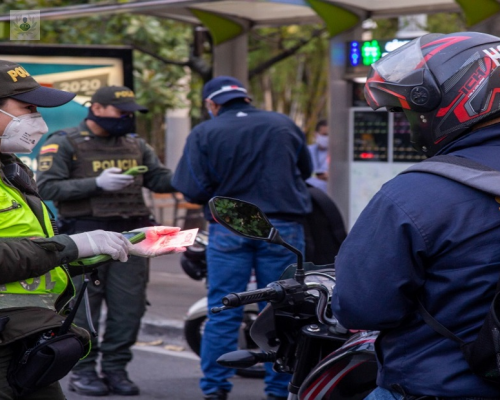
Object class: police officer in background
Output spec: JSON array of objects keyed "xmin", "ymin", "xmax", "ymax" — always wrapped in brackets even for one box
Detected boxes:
[{"xmin": 36, "ymin": 86, "xmax": 176, "ymax": 396}]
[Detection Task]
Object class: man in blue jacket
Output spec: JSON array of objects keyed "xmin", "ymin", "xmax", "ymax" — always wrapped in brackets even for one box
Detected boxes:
[
  {"xmin": 331, "ymin": 32, "xmax": 500, "ymax": 400},
  {"xmin": 173, "ymin": 76, "xmax": 312, "ymax": 400}
]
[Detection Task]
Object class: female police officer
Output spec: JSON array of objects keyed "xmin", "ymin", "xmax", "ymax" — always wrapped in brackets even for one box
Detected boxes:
[{"xmin": 0, "ymin": 60, "xmax": 181, "ymax": 400}]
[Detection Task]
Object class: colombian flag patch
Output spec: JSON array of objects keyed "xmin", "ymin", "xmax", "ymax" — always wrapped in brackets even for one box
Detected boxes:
[{"xmin": 40, "ymin": 144, "xmax": 59, "ymax": 154}]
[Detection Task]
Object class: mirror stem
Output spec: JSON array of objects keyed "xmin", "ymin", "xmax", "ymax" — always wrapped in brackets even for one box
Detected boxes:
[
  {"xmin": 269, "ymin": 228, "xmax": 305, "ymax": 284},
  {"xmin": 282, "ymin": 242, "xmax": 304, "ymax": 284}
]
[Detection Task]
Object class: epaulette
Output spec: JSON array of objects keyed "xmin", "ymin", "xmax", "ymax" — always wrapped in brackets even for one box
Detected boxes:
[
  {"xmin": 46, "ymin": 130, "xmax": 65, "ymax": 140},
  {"xmin": 47, "ymin": 126, "xmax": 81, "ymax": 139}
]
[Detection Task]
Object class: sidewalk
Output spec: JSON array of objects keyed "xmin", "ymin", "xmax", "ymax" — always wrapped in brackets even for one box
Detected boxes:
[{"xmin": 137, "ymin": 252, "xmax": 207, "ymax": 348}]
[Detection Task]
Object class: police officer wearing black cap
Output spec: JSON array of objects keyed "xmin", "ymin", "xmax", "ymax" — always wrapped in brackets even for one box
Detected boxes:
[{"xmin": 36, "ymin": 85, "xmax": 176, "ymax": 396}]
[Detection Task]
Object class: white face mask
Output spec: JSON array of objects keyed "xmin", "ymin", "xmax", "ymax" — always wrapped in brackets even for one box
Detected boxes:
[
  {"xmin": 0, "ymin": 109, "xmax": 48, "ymax": 154},
  {"xmin": 315, "ymin": 134, "xmax": 329, "ymax": 149}
]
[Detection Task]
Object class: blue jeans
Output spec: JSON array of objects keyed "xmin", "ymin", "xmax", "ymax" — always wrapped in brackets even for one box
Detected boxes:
[
  {"xmin": 200, "ymin": 220, "xmax": 304, "ymax": 397},
  {"xmin": 364, "ymin": 388, "xmax": 496, "ymax": 400},
  {"xmin": 364, "ymin": 387, "xmax": 403, "ymax": 400}
]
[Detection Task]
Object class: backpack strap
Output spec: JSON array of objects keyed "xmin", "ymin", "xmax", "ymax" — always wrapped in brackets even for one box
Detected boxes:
[
  {"xmin": 416, "ymin": 299, "xmax": 465, "ymax": 345},
  {"xmin": 400, "ymin": 154, "xmax": 500, "ymax": 197},
  {"xmin": 402, "ymin": 155, "xmax": 500, "ymax": 344}
]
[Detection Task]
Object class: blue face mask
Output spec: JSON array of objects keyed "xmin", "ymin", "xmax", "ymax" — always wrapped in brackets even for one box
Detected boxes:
[{"xmin": 208, "ymin": 109, "xmax": 215, "ymax": 119}]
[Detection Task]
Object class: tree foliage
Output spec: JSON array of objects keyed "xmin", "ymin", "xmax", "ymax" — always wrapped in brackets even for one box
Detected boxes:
[
  {"xmin": 248, "ymin": 25, "xmax": 329, "ymax": 136},
  {"xmin": 1, "ymin": 0, "xmax": 200, "ymax": 157},
  {"xmin": 1, "ymin": 0, "xmax": 331, "ymax": 151},
  {"xmin": 1, "ymin": 2, "xmax": 466, "ymax": 152},
  {"xmin": 372, "ymin": 12, "xmax": 466, "ymax": 39}
]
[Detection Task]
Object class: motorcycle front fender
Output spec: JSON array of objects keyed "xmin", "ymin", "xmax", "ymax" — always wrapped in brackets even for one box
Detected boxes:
[{"xmin": 186, "ymin": 297, "xmax": 208, "ymax": 321}]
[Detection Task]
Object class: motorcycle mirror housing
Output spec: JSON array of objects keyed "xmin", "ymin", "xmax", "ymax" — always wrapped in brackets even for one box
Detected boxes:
[
  {"xmin": 209, "ymin": 196, "xmax": 275, "ymax": 241},
  {"xmin": 209, "ymin": 196, "xmax": 304, "ymax": 282}
]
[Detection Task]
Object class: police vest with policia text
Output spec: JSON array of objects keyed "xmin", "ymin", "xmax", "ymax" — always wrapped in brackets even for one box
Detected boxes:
[{"xmin": 51, "ymin": 127, "xmax": 150, "ymax": 219}]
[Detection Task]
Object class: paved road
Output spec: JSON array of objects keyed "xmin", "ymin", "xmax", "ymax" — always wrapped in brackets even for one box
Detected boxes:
[
  {"xmin": 60, "ymin": 252, "xmax": 270, "ymax": 400},
  {"xmin": 61, "ymin": 345, "xmax": 266, "ymax": 400},
  {"xmin": 144, "ymin": 252, "xmax": 207, "ymax": 322}
]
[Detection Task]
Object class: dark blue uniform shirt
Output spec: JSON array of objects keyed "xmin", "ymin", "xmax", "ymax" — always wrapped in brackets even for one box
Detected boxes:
[{"xmin": 172, "ymin": 102, "xmax": 312, "ymax": 220}]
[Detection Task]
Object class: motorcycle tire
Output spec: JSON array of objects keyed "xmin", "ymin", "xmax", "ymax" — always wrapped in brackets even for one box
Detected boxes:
[{"xmin": 184, "ymin": 314, "xmax": 266, "ymax": 379}]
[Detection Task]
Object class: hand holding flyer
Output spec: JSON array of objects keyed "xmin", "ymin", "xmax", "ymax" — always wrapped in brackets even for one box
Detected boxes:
[
  {"xmin": 128, "ymin": 227, "xmax": 197, "ymax": 258},
  {"xmin": 155, "ymin": 228, "xmax": 198, "ymax": 247}
]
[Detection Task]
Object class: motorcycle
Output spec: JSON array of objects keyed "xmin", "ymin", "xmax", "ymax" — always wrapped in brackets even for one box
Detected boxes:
[
  {"xmin": 180, "ymin": 230, "xmax": 264, "ymax": 378},
  {"xmin": 208, "ymin": 196, "xmax": 378, "ymax": 400}
]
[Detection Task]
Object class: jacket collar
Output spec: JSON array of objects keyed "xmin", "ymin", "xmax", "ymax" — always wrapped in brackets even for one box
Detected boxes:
[
  {"xmin": 437, "ymin": 122, "xmax": 500, "ymax": 155},
  {"xmin": 218, "ymin": 101, "xmax": 254, "ymax": 116}
]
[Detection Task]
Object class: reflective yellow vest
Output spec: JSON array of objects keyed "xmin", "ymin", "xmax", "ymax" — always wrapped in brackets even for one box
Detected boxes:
[{"xmin": 0, "ymin": 179, "xmax": 69, "ymax": 310}]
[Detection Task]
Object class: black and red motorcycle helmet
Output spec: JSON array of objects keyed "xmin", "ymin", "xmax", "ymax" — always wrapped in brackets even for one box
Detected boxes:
[{"xmin": 365, "ymin": 32, "xmax": 500, "ymax": 156}]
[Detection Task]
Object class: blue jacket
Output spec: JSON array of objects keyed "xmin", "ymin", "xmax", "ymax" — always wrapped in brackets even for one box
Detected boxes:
[
  {"xmin": 172, "ymin": 102, "xmax": 312, "ymax": 221},
  {"xmin": 331, "ymin": 124, "xmax": 500, "ymax": 397}
]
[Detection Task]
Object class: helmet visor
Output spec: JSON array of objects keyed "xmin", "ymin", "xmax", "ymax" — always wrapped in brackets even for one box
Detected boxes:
[{"xmin": 373, "ymin": 37, "xmax": 425, "ymax": 83}]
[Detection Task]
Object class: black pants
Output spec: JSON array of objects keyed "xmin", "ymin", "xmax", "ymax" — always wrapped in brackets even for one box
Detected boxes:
[{"xmin": 69, "ymin": 217, "xmax": 149, "ymax": 373}]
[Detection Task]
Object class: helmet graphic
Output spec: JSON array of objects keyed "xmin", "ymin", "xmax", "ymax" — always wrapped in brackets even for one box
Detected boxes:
[{"xmin": 365, "ymin": 32, "xmax": 500, "ymax": 156}]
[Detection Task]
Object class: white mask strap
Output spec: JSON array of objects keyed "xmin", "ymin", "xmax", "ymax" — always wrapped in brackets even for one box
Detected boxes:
[{"xmin": 0, "ymin": 108, "xmax": 20, "ymax": 121}]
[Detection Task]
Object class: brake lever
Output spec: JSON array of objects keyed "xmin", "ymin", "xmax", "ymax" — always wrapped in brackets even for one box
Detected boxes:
[
  {"xmin": 211, "ymin": 305, "xmax": 234, "ymax": 314},
  {"xmin": 305, "ymin": 282, "xmax": 347, "ymax": 333}
]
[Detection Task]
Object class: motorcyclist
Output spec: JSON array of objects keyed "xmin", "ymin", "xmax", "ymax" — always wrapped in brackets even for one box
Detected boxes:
[{"xmin": 331, "ymin": 32, "xmax": 500, "ymax": 399}]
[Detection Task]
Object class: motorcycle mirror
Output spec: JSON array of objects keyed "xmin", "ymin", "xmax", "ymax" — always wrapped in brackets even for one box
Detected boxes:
[
  {"xmin": 209, "ymin": 196, "xmax": 305, "ymax": 283},
  {"xmin": 209, "ymin": 196, "xmax": 274, "ymax": 240}
]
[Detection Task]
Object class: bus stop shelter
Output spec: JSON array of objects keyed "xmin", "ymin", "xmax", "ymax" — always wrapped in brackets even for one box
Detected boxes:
[{"xmin": 0, "ymin": 0, "xmax": 488, "ymax": 83}]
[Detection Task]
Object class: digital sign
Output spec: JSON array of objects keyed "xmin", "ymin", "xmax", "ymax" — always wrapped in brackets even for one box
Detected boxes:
[
  {"xmin": 348, "ymin": 38, "xmax": 412, "ymax": 68},
  {"xmin": 352, "ymin": 111, "xmax": 388, "ymax": 162}
]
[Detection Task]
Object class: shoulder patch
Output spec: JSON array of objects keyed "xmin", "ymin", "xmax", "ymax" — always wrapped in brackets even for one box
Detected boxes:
[
  {"xmin": 39, "ymin": 144, "xmax": 59, "ymax": 154},
  {"xmin": 38, "ymin": 156, "xmax": 53, "ymax": 171}
]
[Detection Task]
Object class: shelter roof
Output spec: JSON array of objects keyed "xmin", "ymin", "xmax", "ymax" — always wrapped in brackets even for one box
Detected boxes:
[{"xmin": 0, "ymin": 0, "xmax": 493, "ymax": 44}]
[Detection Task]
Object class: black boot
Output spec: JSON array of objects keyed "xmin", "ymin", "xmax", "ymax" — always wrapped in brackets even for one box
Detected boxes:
[
  {"xmin": 102, "ymin": 370, "xmax": 140, "ymax": 396},
  {"xmin": 68, "ymin": 370, "xmax": 109, "ymax": 396},
  {"xmin": 204, "ymin": 389, "xmax": 229, "ymax": 400}
]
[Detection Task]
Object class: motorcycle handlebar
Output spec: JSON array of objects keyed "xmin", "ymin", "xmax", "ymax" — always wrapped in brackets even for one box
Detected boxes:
[{"xmin": 222, "ymin": 284, "xmax": 283, "ymax": 307}]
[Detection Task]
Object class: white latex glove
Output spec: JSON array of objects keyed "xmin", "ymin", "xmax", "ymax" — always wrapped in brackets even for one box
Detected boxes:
[
  {"xmin": 95, "ymin": 167, "xmax": 134, "ymax": 191},
  {"xmin": 128, "ymin": 226, "xmax": 186, "ymax": 258},
  {"xmin": 70, "ymin": 230, "xmax": 130, "ymax": 262}
]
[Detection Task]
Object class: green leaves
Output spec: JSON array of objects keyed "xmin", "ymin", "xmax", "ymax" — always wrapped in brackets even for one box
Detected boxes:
[
  {"xmin": 248, "ymin": 25, "xmax": 329, "ymax": 139},
  {"xmin": 2, "ymin": 0, "xmax": 194, "ymax": 161}
]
